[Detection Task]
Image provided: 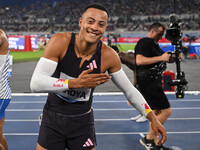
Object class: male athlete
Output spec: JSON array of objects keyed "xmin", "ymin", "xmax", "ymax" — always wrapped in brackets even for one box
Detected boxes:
[
  {"xmin": 0, "ymin": 29, "xmax": 11, "ymax": 150},
  {"xmin": 31, "ymin": 3, "xmax": 167, "ymax": 150}
]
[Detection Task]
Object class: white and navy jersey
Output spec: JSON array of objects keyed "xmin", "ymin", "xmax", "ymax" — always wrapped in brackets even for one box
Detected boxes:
[
  {"xmin": 0, "ymin": 52, "xmax": 11, "ymax": 99},
  {"xmin": 45, "ymin": 33, "xmax": 102, "ymax": 115}
]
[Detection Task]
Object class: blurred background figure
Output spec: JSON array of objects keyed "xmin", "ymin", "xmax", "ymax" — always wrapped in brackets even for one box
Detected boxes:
[
  {"xmin": 107, "ymin": 32, "xmax": 112, "ymax": 46},
  {"xmin": 181, "ymin": 39, "xmax": 189, "ymax": 59},
  {"xmin": 0, "ymin": 29, "xmax": 12, "ymax": 150}
]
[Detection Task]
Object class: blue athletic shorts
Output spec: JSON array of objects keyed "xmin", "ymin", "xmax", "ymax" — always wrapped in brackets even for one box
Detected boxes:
[{"xmin": 0, "ymin": 99, "xmax": 11, "ymax": 119}]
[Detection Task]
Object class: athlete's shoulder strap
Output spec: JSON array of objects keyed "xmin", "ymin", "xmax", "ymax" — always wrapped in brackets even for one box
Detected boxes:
[{"xmin": 69, "ymin": 32, "xmax": 75, "ymax": 48}]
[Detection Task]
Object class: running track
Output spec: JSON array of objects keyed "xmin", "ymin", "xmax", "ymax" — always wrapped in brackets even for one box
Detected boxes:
[{"xmin": 4, "ymin": 92, "xmax": 200, "ymax": 150}]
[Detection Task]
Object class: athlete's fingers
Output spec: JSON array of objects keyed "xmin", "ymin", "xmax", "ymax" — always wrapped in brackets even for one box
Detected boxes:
[
  {"xmin": 158, "ymin": 127, "xmax": 167, "ymax": 145},
  {"xmin": 81, "ymin": 67, "xmax": 94, "ymax": 75},
  {"xmin": 95, "ymin": 76, "xmax": 112, "ymax": 86},
  {"xmin": 155, "ymin": 125, "xmax": 167, "ymax": 146},
  {"xmin": 96, "ymin": 74, "xmax": 112, "ymax": 81},
  {"xmin": 81, "ymin": 69, "xmax": 111, "ymax": 80},
  {"xmin": 77, "ymin": 69, "xmax": 112, "ymax": 88}
]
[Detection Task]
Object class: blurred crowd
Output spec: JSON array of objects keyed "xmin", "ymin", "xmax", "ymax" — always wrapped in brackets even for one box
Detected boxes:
[{"xmin": 0, "ymin": 0, "xmax": 199, "ymax": 33}]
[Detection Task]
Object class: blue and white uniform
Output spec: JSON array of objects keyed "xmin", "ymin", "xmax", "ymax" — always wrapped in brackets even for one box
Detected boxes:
[{"xmin": 0, "ymin": 51, "xmax": 11, "ymax": 119}]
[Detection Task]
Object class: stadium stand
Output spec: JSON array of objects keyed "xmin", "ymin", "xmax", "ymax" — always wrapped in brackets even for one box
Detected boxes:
[{"xmin": 0, "ymin": 0, "xmax": 199, "ymax": 34}]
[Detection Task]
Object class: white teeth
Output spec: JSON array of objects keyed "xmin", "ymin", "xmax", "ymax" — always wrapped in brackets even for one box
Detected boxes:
[{"xmin": 90, "ymin": 33, "xmax": 96, "ymax": 37}]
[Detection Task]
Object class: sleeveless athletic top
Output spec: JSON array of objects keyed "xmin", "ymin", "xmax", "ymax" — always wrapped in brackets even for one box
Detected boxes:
[
  {"xmin": 0, "ymin": 52, "xmax": 11, "ymax": 99},
  {"xmin": 45, "ymin": 33, "xmax": 102, "ymax": 115}
]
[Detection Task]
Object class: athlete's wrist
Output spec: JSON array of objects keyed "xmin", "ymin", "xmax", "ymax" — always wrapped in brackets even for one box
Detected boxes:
[
  {"xmin": 146, "ymin": 111, "xmax": 157, "ymax": 122},
  {"xmin": 68, "ymin": 78, "xmax": 81, "ymax": 89}
]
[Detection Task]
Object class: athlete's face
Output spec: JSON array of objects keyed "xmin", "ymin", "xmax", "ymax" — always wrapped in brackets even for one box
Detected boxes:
[{"xmin": 79, "ymin": 8, "xmax": 108, "ymax": 44}]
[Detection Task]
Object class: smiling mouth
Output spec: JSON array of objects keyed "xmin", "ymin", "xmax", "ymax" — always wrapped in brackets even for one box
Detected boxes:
[{"xmin": 87, "ymin": 30, "xmax": 100, "ymax": 37}]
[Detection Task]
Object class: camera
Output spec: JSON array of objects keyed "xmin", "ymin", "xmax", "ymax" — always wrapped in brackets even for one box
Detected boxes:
[
  {"xmin": 165, "ymin": 14, "xmax": 188, "ymax": 98},
  {"xmin": 165, "ymin": 14, "xmax": 182, "ymax": 45}
]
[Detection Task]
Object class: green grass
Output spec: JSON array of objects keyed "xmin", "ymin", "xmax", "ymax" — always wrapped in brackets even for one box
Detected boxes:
[
  {"xmin": 115, "ymin": 44, "xmax": 136, "ymax": 52},
  {"xmin": 10, "ymin": 50, "xmax": 44, "ymax": 63},
  {"xmin": 10, "ymin": 44, "xmax": 136, "ymax": 63}
]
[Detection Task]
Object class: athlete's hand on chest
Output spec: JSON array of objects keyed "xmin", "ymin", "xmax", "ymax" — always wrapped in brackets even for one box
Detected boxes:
[{"xmin": 68, "ymin": 68, "xmax": 111, "ymax": 89}]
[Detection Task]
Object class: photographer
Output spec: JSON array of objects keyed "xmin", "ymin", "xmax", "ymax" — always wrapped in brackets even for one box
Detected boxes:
[{"xmin": 135, "ymin": 22, "xmax": 174, "ymax": 150}]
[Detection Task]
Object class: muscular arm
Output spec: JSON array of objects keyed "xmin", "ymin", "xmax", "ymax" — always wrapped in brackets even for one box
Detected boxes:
[
  {"xmin": 119, "ymin": 52, "xmax": 135, "ymax": 70},
  {"xmin": 133, "ymin": 70, "xmax": 137, "ymax": 87},
  {"xmin": 119, "ymin": 52, "xmax": 134, "ymax": 64},
  {"xmin": 30, "ymin": 33, "xmax": 70, "ymax": 92},
  {"xmin": 136, "ymin": 53, "xmax": 171, "ymax": 65},
  {"xmin": 105, "ymin": 47, "xmax": 152, "ymax": 116},
  {"xmin": 30, "ymin": 33, "xmax": 111, "ymax": 93},
  {"xmin": 106, "ymin": 48, "xmax": 166, "ymax": 144}
]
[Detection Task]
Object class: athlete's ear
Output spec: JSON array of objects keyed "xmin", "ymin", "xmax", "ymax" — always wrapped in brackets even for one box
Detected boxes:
[{"xmin": 79, "ymin": 17, "xmax": 82, "ymax": 27}]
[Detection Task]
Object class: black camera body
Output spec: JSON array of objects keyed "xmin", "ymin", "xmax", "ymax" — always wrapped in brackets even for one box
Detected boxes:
[
  {"xmin": 165, "ymin": 14, "xmax": 188, "ymax": 98},
  {"xmin": 165, "ymin": 23, "xmax": 182, "ymax": 45}
]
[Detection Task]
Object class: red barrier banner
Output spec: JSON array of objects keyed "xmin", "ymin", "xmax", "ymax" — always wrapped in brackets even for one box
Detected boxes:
[
  {"xmin": 102, "ymin": 37, "xmax": 200, "ymax": 43},
  {"xmin": 8, "ymin": 35, "xmax": 38, "ymax": 51}
]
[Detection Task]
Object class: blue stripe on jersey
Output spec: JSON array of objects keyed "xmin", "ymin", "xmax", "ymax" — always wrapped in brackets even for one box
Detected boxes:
[{"xmin": 0, "ymin": 53, "xmax": 11, "ymax": 99}]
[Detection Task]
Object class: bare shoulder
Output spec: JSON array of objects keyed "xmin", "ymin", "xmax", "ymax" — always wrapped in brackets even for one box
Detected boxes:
[
  {"xmin": 0, "ymin": 29, "xmax": 6, "ymax": 35},
  {"xmin": 101, "ymin": 43, "xmax": 121, "ymax": 73},
  {"xmin": 46, "ymin": 32, "xmax": 71, "ymax": 48},
  {"xmin": 0, "ymin": 29, "xmax": 8, "ymax": 54},
  {"xmin": 42, "ymin": 32, "xmax": 72, "ymax": 62},
  {"xmin": 0, "ymin": 29, "xmax": 7, "ymax": 42},
  {"xmin": 0, "ymin": 29, "xmax": 4, "ymax": 36},
  {"xmin": 51, "ymin": 32, "xmax": 71, "ymax": 42},
  {"xmin": 101, "ymin": 43, "xmax": 119, "ymax": 60}
]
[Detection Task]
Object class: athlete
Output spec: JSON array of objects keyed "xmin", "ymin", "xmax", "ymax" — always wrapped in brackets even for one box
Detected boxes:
[
  {"xmin": 30, "ymin": 3, "xmax": 167, "ymax": 150},
  {"xmin": 0, "ymin": 29, "xmax": 11, "ymax": 150}
]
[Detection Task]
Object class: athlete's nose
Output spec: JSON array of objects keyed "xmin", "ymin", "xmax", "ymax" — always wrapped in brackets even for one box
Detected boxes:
[{"xmin": 90, "ymin": 23, "xmax": 99, "ymax": 31}]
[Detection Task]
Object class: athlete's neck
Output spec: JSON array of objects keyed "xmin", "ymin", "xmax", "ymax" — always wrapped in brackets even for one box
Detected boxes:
[{"xmin": 75, "ymin": 34, "xmax": 97, "ymax": 57}]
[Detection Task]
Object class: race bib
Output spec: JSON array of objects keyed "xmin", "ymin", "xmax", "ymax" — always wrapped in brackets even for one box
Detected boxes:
[{"xmin": 56, "ymin": 72, "xmax": 92, "ymax": 103}]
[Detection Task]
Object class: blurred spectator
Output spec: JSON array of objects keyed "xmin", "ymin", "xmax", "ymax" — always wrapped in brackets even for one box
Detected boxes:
[
  {"xmin": 181, "ymin": 39, "xmax": 189, "ymax": 59},
  {"xmin": 107, "ymin": 32, "xmax": 112, "ymax": 46},
  {"xmin": 0, "ymin": 0, "xmax": 199, "ymax": 32}
]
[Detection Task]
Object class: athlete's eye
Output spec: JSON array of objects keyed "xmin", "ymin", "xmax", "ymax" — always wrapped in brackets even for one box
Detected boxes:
[
  {"xmin": 87, "ymin": 19, "xmax": 94, "ymax": 24},
  {"xmin": 99, "ymin": 24, "xmax": 105, "ymax": 28}
]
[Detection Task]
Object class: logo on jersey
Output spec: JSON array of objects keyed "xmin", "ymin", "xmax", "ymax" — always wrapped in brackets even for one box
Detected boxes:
[
  {"xmin": 83, "ymin": 138, "xmax": 94, "ymax": 147},
  {"xmin": 53, "ymin": 79, "xmax": 68, "ymax": 87},
  {"xmin": 86, "ymin": 60, "xmax": 97, "ymax": 69}
]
